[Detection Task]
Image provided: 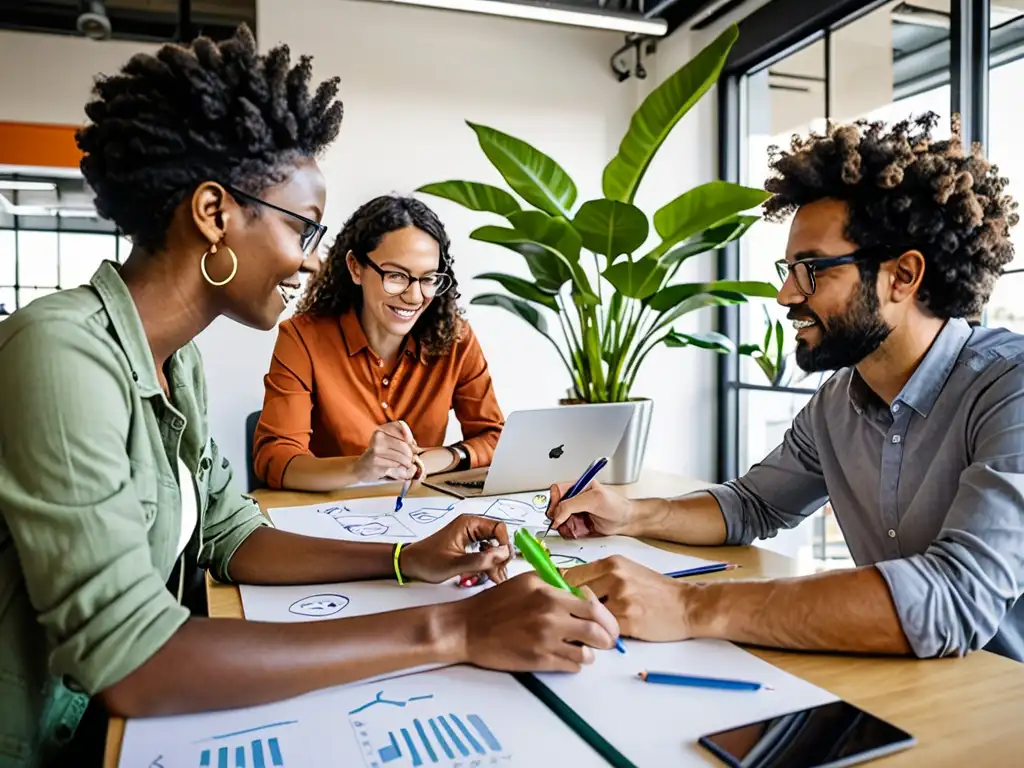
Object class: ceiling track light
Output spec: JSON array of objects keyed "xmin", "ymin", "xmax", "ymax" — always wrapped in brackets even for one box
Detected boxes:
[
  {"xmin": 372, "ymin": 0, "xmax": 668, "ymax": 36},
  {"xmin": 77, "ymin": 0, "xmax": 113, "ymax": 41}
]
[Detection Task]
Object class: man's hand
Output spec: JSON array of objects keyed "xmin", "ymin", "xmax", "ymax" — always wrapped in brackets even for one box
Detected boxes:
[
  {"xmin": 546, "ymin": 480, "xmax": 639, "ymax": 539},
  {"xmin": 563, "ymin": 556, "xmax": 691, "ymax": 641},
  {"xmin": 401, "ymin": 515, "xmax": 512, "ymax": 584}
]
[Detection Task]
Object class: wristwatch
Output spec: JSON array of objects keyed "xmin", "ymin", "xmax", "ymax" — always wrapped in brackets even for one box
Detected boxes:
[{"xmin": 450, "ymin": 444, "xmax": 471, "ymax": 472}]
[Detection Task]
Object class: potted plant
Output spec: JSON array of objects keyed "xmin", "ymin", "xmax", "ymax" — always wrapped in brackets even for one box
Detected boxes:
[{"xmin": 418, "ymin": 24, "xmax": 778, "ymax": 483}]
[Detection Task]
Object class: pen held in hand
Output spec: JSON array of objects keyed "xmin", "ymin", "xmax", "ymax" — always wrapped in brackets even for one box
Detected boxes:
[{"xmin": 542, "ymin": 456, "xmax": 609, "ymax": 538}]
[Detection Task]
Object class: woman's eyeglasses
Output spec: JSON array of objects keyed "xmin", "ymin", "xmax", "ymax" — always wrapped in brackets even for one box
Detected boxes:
[
  {"xmin": 223, "ymin": 184, "xmax": 327, "ymax": 257},
  {"xmin": 361, "ymin": 257, "xmax": 453, "ymax": 298},
  {"xmin": 775, "ymin": 246, "xmax": 895, "ymax": 296}
]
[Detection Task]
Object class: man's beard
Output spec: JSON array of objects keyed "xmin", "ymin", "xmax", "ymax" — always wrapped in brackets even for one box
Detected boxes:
[{"xmin": 793, "ymin": 279, "xmax": 893, "ymax": 373}]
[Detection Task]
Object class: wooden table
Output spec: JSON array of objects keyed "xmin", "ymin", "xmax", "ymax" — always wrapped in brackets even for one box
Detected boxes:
[{"xmin": 105, "ymin": 469, "xmax": 1024, "ymax": 766}]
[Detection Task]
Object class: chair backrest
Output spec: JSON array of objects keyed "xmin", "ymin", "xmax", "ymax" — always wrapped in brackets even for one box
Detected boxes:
[{"xmin": 244, "ymin": 410, "xmax": 262, "ymax": 492}]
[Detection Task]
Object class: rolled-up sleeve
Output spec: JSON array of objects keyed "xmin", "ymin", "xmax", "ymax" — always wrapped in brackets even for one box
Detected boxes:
[
  {"xmin": 706, "ymin": 395, "xmax": 829, "ymax": 545},
  {"xmin": 253, "ymin": 321, "xmax": 316, "ymax": 488},
  {"xmin": 875, "ymin": 365, "xmax": 1024, "ymax": 658},
  {"xmin": 452, "ymin": 326, "xmax": 504, "ymax": 467},
  {"xmin": 0, "ymin": 321, "xmax": 189, "ymax": 695}
]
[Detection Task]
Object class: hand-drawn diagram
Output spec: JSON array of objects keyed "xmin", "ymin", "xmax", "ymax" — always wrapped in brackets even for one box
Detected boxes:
[
  {"xmin": 408, "ymin": 502, "xmax": 458, "ymax": 525},
  {"xmin": 288, "ymin": 593, "xmax": 350, "ymax": 618},
  {"xmin": 349, "ymin": 691, "xmax": 510, "ymax": 768},
  {"xmin": 194, "ymin": 720, "xmax": 296, "ymax": 767},
  {"xmin": 480, "ymin": 497, "xmax": 548, "ymax": 526},
  {"xmin": 549, "ymin": 553, "xmax": 587, "ymax": 568},
  {"xmin": 349, "ymin": 691, "xmax": 436, "ymax": 715},
  {"xmin": 319, "ymin": 506, "xmax": 415, "ymax": 539}
]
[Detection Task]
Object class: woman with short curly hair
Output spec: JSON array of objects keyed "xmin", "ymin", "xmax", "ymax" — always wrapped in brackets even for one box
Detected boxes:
[
  {"xmin": 0, "ymin": 27, "xmax": 617, "ymax": 768},
  {"xmin": 252, "ymin": 195, "xmax": 504, "ymax": 491}
]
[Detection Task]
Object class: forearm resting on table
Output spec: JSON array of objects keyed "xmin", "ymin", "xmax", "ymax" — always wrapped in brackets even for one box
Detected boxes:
[
  {"xmin": 99, "ymin": 606, "xmax": 461, "ymax": 717},
  {"xmin": 632, "ymin": 491, "xmax": 728, "ymax": 545},
  {"xmin": 279, "ymin": 453, "xmax": 362, "ymax": 491},
  {"xmin": 686, "ymin": 565, "xmax": 913, "ymax": 655},
  {"xmin": 228, "ymin": 526, "xmax": 397, "ymax": 585}
]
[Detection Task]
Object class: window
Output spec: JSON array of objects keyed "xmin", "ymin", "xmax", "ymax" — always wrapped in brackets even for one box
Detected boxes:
[{"xmin": 0, "ymin": 174, "xmax": 129, "ymax": 318}]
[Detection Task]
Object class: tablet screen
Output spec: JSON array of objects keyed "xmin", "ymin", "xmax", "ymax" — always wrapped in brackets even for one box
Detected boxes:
[{"xmin": 698, "ymin": 700, "xmax": 915, "ymax": 768}]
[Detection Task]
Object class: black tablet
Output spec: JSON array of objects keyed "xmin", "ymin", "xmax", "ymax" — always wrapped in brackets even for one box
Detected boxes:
[{"xmin": 698, "ymin": 700, "xmax": 915, "ymax": 768}]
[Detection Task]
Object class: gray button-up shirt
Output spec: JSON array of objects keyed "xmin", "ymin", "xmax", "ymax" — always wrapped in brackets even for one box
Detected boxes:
[{"xmin": 708, "ymin": 318, "xmax": 1024, "ymax": 661}]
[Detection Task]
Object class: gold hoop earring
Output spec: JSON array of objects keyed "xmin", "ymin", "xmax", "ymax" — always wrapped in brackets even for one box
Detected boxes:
[{"xmin": 201, "ymin": 243, "xmax": 238, "ymax": 287}]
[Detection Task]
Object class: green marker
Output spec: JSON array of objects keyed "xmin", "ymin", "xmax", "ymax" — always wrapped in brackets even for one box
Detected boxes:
[{"xmin": 513, "ymin": 528, "xmax": 626, "ymax": 654}]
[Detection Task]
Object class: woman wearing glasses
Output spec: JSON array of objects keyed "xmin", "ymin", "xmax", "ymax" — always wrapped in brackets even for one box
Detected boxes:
[
  {"xmin": 253, "ymin": 195, "xmax": 503, "ymax": 491},
  {"xmin": 0, "ymin": 29, "xmax": 619, "ymax": 768}
]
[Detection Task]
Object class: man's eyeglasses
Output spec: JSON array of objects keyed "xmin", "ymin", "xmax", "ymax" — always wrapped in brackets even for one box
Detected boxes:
[
  {"xmin": 775, "ymin": 246, "xmax": 895, "ymax": 296},
  {"xmin": 224, "ymin": 184, "xmax": 327, "ymax": 256},
  {"xmin": 361, "ymin": 256, "xmax": 453, "ymax": 298}
]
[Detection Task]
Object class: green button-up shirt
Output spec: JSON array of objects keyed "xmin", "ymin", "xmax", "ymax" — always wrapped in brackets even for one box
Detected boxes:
[{"xmin": 0, "ymin": 262, "xmax": 269, "ymax": 766}]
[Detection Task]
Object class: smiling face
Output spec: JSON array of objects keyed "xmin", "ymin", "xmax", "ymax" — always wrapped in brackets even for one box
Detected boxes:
[
  {"xmin": 347, "ymin": 225, "xmax": 443, "ymax": 341},
  {"xmin": 200, "ymin": 158, "xmax": 327, "ymax": 331},
  {"xmin": 779, "ymin": 199, "xmax": 894, "ymax": 372}
]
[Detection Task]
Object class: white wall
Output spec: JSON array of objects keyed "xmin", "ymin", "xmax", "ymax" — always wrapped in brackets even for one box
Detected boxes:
[{"xmin": 195, "ymin": 0, "xmax": 721, "ymax": 484}]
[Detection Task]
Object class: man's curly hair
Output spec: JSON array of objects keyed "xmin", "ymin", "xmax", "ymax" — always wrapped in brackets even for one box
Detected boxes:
[
  {"xmin": 763, "ymin": 112, "xmax": 1018, "ymax": 319},
  {"xmin": 76, "ymin": 24, "xmax": 343, "ymax": 251},
  {"xmin": 297, "ymin": 195, "xmax": 464, "ymax": 357}
]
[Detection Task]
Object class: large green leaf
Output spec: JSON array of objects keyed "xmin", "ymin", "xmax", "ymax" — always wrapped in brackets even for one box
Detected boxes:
[
  {"xmin": 648, "ymin": 280, "xmax": 777, "ymax": 311},
  {"xmin": 468, "ymin": 122, "xmax": 577, "ymax": 218},
  {"xmin": 654, "ymin": 181, "xmax": 772, "ymax": 250},
  {"xmin": 656, "ymin": 293, "xmax": 745, "ymax": 331},
  {"xmin": 664, "ymin": 330, "xmax": 736, "ymax": 353},
  {"xmin": 475, "ymin": 271, "xmax": 559, "ymax": 310},
  {"xmin": 469, "ymin": 232, "xmax": 571, "ymax": 292},
  {"xmin": 603, "ymin": 259, "xmax": 667, "ymax": 300},
  {"xmin": 572, "ymin": 199, "xmax": 649, "ymax": 258},
  {"xmin": 602, "ymin": 24, "xmax": 739, "ymax": 204},
  {"xmin": 471, "ymin": 293, "xmax": 550, "ymax": 336},
  {"xmin": 416, "ymin": 180, "xmax": 520, "ymax": 216},
  {"xmin": 661, "ymin": 215, "xmax": 759, "ymax": 266},
  {"xmin": 508, "ymin": 210, "xmax": 582, "ymax": 262}
]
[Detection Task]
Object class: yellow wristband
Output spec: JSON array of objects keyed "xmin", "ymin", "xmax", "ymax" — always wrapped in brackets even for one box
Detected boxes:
[{"xmin": 393, "ymin": 542, "xmax": 406, "ymax": 586}]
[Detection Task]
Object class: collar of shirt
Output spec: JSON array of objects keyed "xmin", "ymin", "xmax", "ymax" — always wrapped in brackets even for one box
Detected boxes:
[
  {"xmin": 847, "ymin": 317, "xmax": 973, "ymax": 419},
  {"xmin": 339, "ymin": 306, "xmax": 425, "ymax": 364}
]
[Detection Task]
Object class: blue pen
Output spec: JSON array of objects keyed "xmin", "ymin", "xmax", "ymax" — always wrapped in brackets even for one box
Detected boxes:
[
  {"xmin": 541, "ymin": 456, "xmax": 609, "ymax": 538},
  {"xmin": 637, "ymin": 671, "xmax": 771, "ymax": 691},
  {"xmin": 664, "ymin": 563, "xmax": 739, "ymax": 579}
]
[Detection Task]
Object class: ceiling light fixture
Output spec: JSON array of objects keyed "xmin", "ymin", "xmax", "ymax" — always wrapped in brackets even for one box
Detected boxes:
[
  {"xmin": 375, "ymin": 0, "xmax": 668, "ymax": 36},
  {"xmin": 77, "ymin": 0, "xmax": 113, "ymax": 40}
]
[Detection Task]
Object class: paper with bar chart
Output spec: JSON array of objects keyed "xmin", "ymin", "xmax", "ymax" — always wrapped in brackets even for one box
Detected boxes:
[{"xmin": 118, "ymin": 664, "xmax": 608, "ymax": 767}]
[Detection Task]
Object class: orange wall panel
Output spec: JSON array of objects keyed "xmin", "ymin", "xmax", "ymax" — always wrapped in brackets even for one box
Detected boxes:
[{"xmin": 0, "ymin": 122, "xmax": 83, "ymax": 169}]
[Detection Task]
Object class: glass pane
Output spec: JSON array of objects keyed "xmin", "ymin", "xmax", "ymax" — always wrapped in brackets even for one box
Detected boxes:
[
  {"xmin": 0, "ymin": 230, "xmax": 13, "ymax": 285},
  {"xmin": 16, "ymin": 231, "xmax": 58, "ymax": 287},
  {"xmin": 740, "ymin": 40, "xmax": 825, "ymax": 386},
  {"xmin": 987, "ymin": 271, "xmax": 1024, "ymax": 333},
  {"xmin": 59, "ymin": 233, "xmax": 115, "ymax": 289},
  {"xmin": 0, "ymin": 287, "xmax": 14, "ymax": 318},
  {"xmin": 989, "ymin": 6, "xmax": 1024, "ymax": 271},
  {"xmin": 18, "ymin": 287, "xmax": 58, "ymax": 308},
  {"xmin": 832, "ymin": 1, "xmax": 951, "ymax": 135}
]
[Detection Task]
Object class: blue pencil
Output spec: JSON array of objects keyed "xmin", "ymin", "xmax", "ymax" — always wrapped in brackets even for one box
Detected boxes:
[
  {"xmin": 664, "ymin": 563, "xmax": 738, "ymax": 578},
  {"xmin": 637, "ymin": 671, "xmax": 771, "ymax": 691}
]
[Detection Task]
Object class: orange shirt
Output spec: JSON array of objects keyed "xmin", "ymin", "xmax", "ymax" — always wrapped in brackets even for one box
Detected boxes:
[{"xmin": 253, "ymin": 308, "xmax": 504, "ymax": 488}]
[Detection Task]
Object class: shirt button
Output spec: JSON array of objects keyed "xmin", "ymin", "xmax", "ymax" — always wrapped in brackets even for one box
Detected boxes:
[
  {"xmin": 376, "ymin": 359, "xmax": 383, "ymax": 367},
  {"xmin": 172, "ymin": 418, "xmax": 185, "ymax": 430},
  {"xmin": 382, "ymin": 402, "xmax": 389, "ymax": 409},
  {"xmin": 382, "ymin": 377, "xmax": 389, "ymax": 386},
  {"xmin": 892, "ymin": 403, "xmax": 900, "ymax": 413},
  {"xmin": 888, "ymin": 529, "xmax": 897, "ymax": 538},
  {"xmin": 892, "ymin": 435, "xmax": 901, "ymax": 444}
]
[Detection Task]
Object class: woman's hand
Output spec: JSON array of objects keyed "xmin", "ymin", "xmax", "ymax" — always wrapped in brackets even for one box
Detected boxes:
[
  {"xmin": 445, "ymin": 572, "xmax": 621, "ymax": 672},
  {"xmin": 354, "ymin": 420, "xmax": 422, "ymax": 482},
  {"xmin": 401, "ymin": 515, "xmax": 512, "ymax": 585}
]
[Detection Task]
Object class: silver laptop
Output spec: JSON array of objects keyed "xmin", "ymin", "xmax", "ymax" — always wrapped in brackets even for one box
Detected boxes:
[{"xmin": 425, "ymin": 403, "xmax": 635, "ymax": 497}]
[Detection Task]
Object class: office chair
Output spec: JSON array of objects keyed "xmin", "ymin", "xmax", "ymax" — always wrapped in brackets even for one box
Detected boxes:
[{"xmin": 245, "ymin": 409, "xmax": 262, "ymax": 492}]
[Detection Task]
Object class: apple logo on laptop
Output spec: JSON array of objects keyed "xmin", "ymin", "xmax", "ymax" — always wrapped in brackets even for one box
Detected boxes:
[{"xmin": 549, "ymin": 444, "xmax": 565, "ymax": 459}]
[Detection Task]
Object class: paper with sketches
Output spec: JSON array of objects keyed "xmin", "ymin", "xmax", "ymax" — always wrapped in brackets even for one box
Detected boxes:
[
  {"xmin": 536, "ymin": 638, "xmax": 838, "ymax": 767},
  {"xmin": 118, "ymin": 664, "xmax": 610, "ymax": 768},
  {"xmin": 239, "ymin": 536, "xmax": 720, "ymax": 624}
]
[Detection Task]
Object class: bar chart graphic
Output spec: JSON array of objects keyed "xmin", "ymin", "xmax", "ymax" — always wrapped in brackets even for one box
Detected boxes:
[
  {"xmin": 350, "ymin": 691, "xmax": 510, "ymax": 767},
  {"xmin": 195, "ymin": 720, "xmax": 295, "ymax": 767}
]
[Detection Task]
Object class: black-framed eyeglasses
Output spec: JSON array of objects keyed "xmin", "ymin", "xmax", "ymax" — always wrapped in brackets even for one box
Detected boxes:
[
  {"xmin": 361, "ymin": 256, "xmax": 453, "ymax": 298},
  {"xmin": 775, "ymin": 246, "xmax": 895, "ymax": 296},
  {"xmin": 224, "ymin": 184, "xmax": 327, "ymax": 256}
]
